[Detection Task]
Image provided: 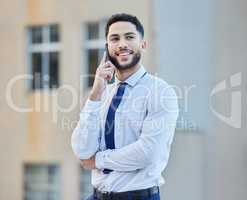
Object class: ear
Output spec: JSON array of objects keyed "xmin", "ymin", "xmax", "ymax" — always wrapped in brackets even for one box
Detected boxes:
[{"xmin": 140, "ymin": 40, "xmax": 147, "ymax": 51}]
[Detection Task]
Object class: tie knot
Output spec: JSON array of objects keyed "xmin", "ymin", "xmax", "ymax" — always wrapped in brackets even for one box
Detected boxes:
[
  {"xmin": 119, "ymin": 82, "xmax": 127, "ymax": 86},
  {"xmin": 118, "ymin": 82, "xmax": 127, "ymax": 91}
]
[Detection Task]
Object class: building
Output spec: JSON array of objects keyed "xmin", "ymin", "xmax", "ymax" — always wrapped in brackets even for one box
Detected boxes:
[
  {"xmin": 0, "ymin": 1, "xmax": 156, "ymax": 200},
  {"xmin": 0, "ymin": 0, "xmax": 247, "ymax": 200}
]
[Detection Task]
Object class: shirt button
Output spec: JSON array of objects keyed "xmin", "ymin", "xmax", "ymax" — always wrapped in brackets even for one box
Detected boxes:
[{"xmin": 148, "ymin": 172, "xmax": 153, "ymax": 176}]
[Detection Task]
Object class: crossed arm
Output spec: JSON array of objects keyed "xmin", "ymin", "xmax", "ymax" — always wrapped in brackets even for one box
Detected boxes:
[{"xmin": 71, "ymin": 87, "xmax": 179, "ymax": 171}]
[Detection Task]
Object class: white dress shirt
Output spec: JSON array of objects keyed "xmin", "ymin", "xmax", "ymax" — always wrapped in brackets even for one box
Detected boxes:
[{"xmin": 71, "ymin": 65, "xmax": 179, "ymax": 192}]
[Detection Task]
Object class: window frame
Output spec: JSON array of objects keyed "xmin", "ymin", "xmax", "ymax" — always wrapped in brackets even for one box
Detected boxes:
[
  {"xmin": 27, "ymin": 24, "xmax": 61, "ymax": 92},
  {"xmin": 23, "ymin": 163, "xmax": 61, "ymax": 200}
]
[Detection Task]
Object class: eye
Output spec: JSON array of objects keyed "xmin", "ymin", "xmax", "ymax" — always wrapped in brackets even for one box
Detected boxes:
[
  {"xmin": 126, "ymin": 35, "xmax": 134, "ymax": 40},
  {"xmin": 110, "ymin": 37, "xmax": 119, "ymax": 42}
]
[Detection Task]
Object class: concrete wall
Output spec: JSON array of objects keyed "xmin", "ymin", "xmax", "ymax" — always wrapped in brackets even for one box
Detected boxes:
[
  {"xmin": 210, "ymin": 0, "xmax": 247, "ymax": 200},
  {"xmin": 154, "ymin": 0, "xmax": 247, "ymax": 200},
  {"xmin": 0, "ymin": 0, "xmax": 27, "ymax": 199}
]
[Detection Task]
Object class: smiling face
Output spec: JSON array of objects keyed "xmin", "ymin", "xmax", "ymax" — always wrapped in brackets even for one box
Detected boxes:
[{"xmin": 106, "ymin": 21, "xmax": 146, "ymax": 71}]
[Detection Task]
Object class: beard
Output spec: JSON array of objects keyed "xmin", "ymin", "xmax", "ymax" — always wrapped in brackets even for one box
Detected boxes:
[{"xmin": 108, "ymin": 51, "xmax": 141, "ymax": 70}]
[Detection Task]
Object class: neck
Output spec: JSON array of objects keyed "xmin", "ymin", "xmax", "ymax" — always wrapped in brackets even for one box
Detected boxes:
[{"xmin": 116, "ymin": 63, "xmax": 141, "ymax": 81}]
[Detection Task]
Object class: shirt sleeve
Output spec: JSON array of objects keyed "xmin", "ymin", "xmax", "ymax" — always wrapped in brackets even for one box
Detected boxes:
[
  {"xmin": 71, "ymin": 99, "xmax": 102, "ymax": 159},
  {"xmin": 95, "ymin": 84, "xmax": 179, "ymax": 172}
]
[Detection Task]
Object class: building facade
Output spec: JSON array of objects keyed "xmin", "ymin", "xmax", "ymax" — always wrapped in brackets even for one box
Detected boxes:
[
  {"xmin": 0, "ymin": 0, "xmax": 156, "ymax": 200},
  {"xmin": 1, "ymin": 0, "xmax": 247, "ymax": 200}
]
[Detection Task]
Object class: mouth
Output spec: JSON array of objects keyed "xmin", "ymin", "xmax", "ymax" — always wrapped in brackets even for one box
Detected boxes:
[{"xmin": 115, "ymin": 50, "xmax": 134, "ymax": 57}]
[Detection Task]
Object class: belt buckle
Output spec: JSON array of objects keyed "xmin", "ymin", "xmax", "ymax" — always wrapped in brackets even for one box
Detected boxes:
[{"xmin": 101, "ymin": 191, "xmax": 111, "ymax": 200}]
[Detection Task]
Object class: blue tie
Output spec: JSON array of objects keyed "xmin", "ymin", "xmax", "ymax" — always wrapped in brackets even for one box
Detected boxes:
[{"xmin": 103, "ymin": 82, "xmax": 127, "ymax": 174}]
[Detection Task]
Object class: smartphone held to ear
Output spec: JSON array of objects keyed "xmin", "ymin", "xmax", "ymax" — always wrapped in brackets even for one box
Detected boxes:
[
  {"xmin": 105, "ymin": 43, "xmax": 115, "ymax": 83},
  {"xmin": 105, "ymin": 43, "xmax": 110, "ymax": 62}
]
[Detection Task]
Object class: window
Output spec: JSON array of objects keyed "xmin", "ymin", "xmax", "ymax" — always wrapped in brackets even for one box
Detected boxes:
[
  {"xmin": 27, "ymin": 24, "xmax": 61, "ymax": 90},
  {"xmin": 23, "ymin": 164, "xmax": 60, "ymax": 200},
  {"xmin": 80, "ymin": 168, "xmax": 92, "ymax": 200},
  {"xmin": 84, "ymin": 21, "xmax": 106, "ymax": 87}
]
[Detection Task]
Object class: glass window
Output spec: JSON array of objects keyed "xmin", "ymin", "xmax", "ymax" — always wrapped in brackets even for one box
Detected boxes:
[
  {"xmin": 23, "ymin": 164, "xmax": 60, "ymax": 200},
  {"xmin": 87, "ymin": 23, "xmax": 99, "ymax": 40},
  {"xmin": 31, "ymin": 53, "xmax": 43, "ymax": 89},
  {"xmin": 49, "ymin": 52, "xmax": 59, "ymax": 88},
  {"xmin": 49, "ymin": 24, "xmax": 60, "ymax": 42},
  {"xmin": 84, "ymin": 21, "xmax": 106, "ymax": 87},
  {"xmin": 87, "ymin": 49, "xmax": 99, "ymax": 87},
  {"xmin": 30, "ymin": 26, "xmax": 43, "ymax": 44},
  {"xmin": 27, "ymin": 24, "xmax": 60, "ymax": 90}
]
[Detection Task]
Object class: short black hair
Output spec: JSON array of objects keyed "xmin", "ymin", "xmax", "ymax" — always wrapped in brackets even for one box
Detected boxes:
[{"xmin": 105, "ymin": 13, "xmax": 144, "ymax": 39}]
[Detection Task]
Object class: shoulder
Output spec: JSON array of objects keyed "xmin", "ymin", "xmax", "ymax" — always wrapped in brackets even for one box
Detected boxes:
[
  {"xmin": 141, "ymin": 73, "xmax": 178, "ymax": 113},
  {"xmin": 141, "ymin": 73, "xmax": 177, "ymax": 98}
]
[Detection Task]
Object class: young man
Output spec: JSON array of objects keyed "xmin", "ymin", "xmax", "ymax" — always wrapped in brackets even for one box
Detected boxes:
[{"xmin": 71, "ymin": 13, "xmax": 179, "ymax": 200}]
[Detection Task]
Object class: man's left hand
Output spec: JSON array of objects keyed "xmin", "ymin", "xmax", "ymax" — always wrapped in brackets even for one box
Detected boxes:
[{"xmin": 80, "ymin": 155, "xmax": 96, "ymax": 170}]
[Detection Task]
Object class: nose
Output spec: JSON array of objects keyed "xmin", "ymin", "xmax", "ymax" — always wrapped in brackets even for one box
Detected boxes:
[{"xmin": 118, "ymin": 38, "xmax": 128, "ymax": 49}]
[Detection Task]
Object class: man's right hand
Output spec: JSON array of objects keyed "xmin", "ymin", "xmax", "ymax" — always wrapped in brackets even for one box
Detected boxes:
[{"xmin": 89, "ymin": 52, "xmax": 115, "ymax": 101}]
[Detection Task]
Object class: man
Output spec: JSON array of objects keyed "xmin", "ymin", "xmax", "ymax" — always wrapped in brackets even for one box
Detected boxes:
[{"xmin": 71, "ymin": 13, "xmax": 179, "ymax": 200}]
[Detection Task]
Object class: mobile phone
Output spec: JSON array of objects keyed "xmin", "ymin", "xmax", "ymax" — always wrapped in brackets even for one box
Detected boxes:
[{"xmin": 105, "ymin": 43, "xmax": 110, "ymax": 62}]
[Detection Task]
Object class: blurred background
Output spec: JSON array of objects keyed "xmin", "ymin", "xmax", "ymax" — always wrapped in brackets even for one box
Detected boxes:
[{"xmin": 0, "ymin": 0, "xmax": 246, "ymax": 200}]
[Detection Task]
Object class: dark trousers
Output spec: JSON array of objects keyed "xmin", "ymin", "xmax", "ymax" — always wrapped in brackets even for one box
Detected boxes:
[{"xmin": 85, "ymin": 190, "xmax": 160, "ymax": 200}]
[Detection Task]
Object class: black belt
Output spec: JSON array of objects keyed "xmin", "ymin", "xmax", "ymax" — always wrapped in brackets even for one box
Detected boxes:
[{"xmin": 94, "ymin": 186, "xmax": 159, "ymax": 200}]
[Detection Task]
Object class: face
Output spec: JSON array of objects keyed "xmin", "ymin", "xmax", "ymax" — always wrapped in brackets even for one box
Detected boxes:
[{"xmin": 106, "ymin": 21, "xmax": 146, "ymax": 70}]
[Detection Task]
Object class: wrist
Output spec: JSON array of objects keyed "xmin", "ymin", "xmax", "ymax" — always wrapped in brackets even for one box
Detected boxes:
[
  {"xmin": 89, "ymin": 91, "xmax": 102, "ymax": 101},
  {"xmin": 89, "ymin": 82, "xmax": 106, "ymax": 101}
]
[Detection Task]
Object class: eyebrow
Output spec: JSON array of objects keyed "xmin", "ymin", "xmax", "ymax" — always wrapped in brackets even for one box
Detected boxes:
[
  {"xmin": 109, "ymin": 32, "xmax": 136, "ymax": 38},
  {"xmin": 125, "ymin": 32, "xmax": 136, "ymax": 36}
]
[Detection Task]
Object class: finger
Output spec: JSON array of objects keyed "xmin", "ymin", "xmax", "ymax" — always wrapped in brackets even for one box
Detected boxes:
[
  {"xmin": 101, "ymin": 61, "xmax": 116, "ymax": 73},
  {"xmin": 101, "ymin": 70, "xmax": 113, "ymax": 77},
  {"xmin": 105, "ymin": 73, "xmax": 113, "ymax": 81},
  {"xmin": 101, "ymin": 71, "xmax": 113, "ymax": 80},
  {"xmin": 102, "ymin": 67, "xmax": 115, "ymax": 78},
  {"xmin": 100, "ymin": 62, "xmax": 111, "ymax": 71},
  {"xmin": 102, "ymin": 65, "xmax": 114, "ymax": 73},
  {"xmin": 105, "ymin": 61, "xmax": 116, "ymax": 70}
]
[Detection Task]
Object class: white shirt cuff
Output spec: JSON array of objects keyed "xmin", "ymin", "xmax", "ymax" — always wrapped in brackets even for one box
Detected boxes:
[
  {"xmin": 95, "ymin": 151, "xmax": 105, "ymax": 169},
  {"xmin": 95, "ymin": 150, "xmax": 112, "ymax": 170}
]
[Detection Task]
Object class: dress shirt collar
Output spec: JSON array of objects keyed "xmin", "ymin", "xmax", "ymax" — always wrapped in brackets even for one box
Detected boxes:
[{"xmin": 115, "ymin": 65, "xmax": 146, "ymax": 87}]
